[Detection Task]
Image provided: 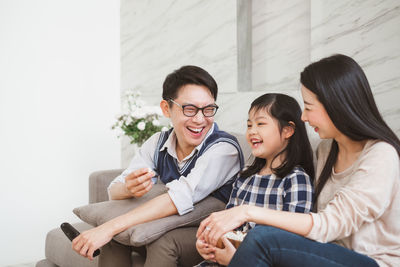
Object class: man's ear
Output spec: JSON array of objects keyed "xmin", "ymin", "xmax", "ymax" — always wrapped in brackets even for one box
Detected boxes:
[
  {"xmin": 160, "ymin": 100, "xmax": 171, "ymax": 118},
  {"xmin": 283, "ymin": 121, "xmax": 295, "ymax": 139}
]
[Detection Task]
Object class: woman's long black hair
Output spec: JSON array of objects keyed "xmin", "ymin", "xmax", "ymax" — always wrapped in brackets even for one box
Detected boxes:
[
  {"xmin": 300, "ymin": 54, "xmax": 400, "ymax": 204},
  {"xmin": 240, "ymin": 93, "xmax": 315, "ymax": 182}
]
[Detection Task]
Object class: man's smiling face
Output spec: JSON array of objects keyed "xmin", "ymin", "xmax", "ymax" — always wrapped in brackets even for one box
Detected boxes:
[{"xmin": 161, "ymin": 84, "xmax": 215, "ymax": 155}]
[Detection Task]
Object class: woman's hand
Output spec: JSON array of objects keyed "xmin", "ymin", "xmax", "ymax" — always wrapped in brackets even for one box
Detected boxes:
[
  {"xmin": 72, "ymin": 224, "xmax": 114, "ymax": 260},
  {"xmin": 214, "ymin": 237, "xmax": 236, "ymax": 266},
  {"xmin": 197, "ymin": 205, "xmax": 248, "ymax": 246},
  {"xmin": 196, "ymin": 233, "xmax": 217, "ymax": 262}
]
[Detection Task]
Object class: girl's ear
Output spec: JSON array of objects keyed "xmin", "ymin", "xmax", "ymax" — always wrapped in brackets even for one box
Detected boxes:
[
  {"xmin": 282, "ymin": 121, "xmax": 295, "ymax": 139},
  {"xmin": 160, "ymin": 100, "xmax": 171, "ymax": 118}
]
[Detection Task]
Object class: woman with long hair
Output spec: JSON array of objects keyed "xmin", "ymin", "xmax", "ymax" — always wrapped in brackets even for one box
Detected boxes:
[{"xmin": 198, "ymin": 54, "xmax": 400, "ymax": 267}]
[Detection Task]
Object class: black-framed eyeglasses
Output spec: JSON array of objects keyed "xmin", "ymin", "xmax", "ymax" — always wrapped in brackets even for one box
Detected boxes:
[{"xmin": 169, "ymin": 99, "xmax": 219, "ymax": 117}]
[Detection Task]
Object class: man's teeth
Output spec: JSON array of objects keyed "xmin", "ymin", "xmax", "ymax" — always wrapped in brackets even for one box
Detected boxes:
[{"xmin": 188, "ymin": 127, "xmax": 202, "ymax": 133}]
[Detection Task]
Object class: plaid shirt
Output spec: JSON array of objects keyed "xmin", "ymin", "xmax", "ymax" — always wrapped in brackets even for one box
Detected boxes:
[
  {"xmin": 195, "ymin": 167, "xmax": 314, "ymax": 267},
  {"xmin": 226, "ymin": 166, "xmax": 314, "ymax": 231}
]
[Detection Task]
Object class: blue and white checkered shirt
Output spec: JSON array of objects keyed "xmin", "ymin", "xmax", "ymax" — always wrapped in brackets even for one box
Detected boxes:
[
  {"xmin": 226, "ymin": 166, "xmax": 314, "ymax": 231},
  {"xmin": 195, "ymin": 167, "xmax": 314, "ymax": 267}
]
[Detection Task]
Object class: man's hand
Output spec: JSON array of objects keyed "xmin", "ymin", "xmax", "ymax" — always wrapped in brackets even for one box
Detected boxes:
[
  {"xmin": 125, "ymin": 168, "xmax": 154, "ymax": 198},
  {"xmin": 73, "ymin": 193, "xmax": 179, "ymax": 261},
  {"xmin": 196, "ymin": 233, "xmax": 217, "ymax": 262},
  {"xmin": 72, "ymin": 224, "xmax": 114, "ymax": 261}
]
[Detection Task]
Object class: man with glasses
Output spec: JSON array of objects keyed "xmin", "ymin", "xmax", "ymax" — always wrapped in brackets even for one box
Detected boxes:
[{"xmin": 72, "ymin": 65, "xmax": 244, "ymax": 266}]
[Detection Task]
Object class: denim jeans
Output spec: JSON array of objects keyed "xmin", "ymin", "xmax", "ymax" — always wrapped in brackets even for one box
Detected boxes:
[{"xmin": 228, "ymin": 225, "xmax": 379, "ymax": 267}]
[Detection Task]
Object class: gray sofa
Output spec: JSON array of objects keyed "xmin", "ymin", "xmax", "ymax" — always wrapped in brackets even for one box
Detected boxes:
[
  {"xmin": 36, "ymin": 134, "xmax": 252, "ymax": 267},
  {"xmin": 36, "ymin": 169, "xmax": 149, "ymax": 267}
]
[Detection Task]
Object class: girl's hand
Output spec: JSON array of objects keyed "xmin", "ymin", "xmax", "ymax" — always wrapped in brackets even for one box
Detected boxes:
[
  {"xmin": 72, "ymin": 224, "xmax": 114, "ymax": 260},
  {"xmin": 214, "ymin": 237, "xmax": 236, "ymax": 266},
  {"xmin": 196, "ymin": 234, "xmax": 217, "ymax": 262},
  {"xmin": 197, "ymin": 205, "xmax": 248, "ymax": 246}
]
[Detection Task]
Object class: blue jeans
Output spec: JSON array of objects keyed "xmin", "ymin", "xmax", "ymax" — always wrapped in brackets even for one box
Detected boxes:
[{"xmin": 228, "ymin": 225, "xmax": 378, "ymax": 267}]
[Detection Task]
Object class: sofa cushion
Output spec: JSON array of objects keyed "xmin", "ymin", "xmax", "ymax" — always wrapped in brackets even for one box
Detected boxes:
[
  {"xmin": 73, "ymin": 184, "xmax": 226, "ymax": 246},
  {"xmin": 35, "ymin": 259, "xmax": 58, "ymax": 267},
  {"xmin": 44, "ymin": 222, "xmax": 98, "ymax": 267}
]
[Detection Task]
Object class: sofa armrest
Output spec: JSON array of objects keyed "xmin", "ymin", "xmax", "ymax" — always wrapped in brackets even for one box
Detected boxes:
[{"xmin": 89, "ymin": 169, "xmax": 124, "ymax": 203}]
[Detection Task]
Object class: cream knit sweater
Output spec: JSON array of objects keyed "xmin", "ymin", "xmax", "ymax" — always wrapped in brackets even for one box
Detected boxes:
[{"xmin": 306, "ymin": 139, "xmax": 400, "ymax": 267}]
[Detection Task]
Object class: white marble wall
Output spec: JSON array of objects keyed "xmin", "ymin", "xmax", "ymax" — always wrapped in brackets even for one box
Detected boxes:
[
  {"xmin": 120, "ymin": 0, "xmax": 400, "ymax": 165},
  {"xmin": 215, "ymin": 0, "xmax": 311, "ymax": 138},
  {"xmin": 252, "ymin": 0, "xmax": 310, "ymax": 92},
  {"xmin": 121, "ymin": 0, "xmax": 237, "ymax": 99},
  {"xmin": 310, "ymin": 0, "xmax": 400, "ymax": 136}
]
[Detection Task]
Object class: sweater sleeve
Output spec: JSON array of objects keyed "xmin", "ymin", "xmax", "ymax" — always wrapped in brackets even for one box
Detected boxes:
[{"xmin": 306, "ymin": 142, "xmax": 399, "ymax": 243}]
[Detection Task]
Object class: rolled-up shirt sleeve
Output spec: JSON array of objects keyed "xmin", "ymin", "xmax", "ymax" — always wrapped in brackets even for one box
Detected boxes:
[{"xmin": 166, "ymin": 142, "xmax": 241, "ymax": 215}]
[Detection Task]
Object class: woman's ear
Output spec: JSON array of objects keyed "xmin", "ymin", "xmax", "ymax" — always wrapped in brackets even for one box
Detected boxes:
[
  {"xmin": 283, "ymin": 121, "xmax": 295, "ymax": 139},
  {"xmin": 160, "ymin": 100, "xmax": 171, "ymax": 118}
]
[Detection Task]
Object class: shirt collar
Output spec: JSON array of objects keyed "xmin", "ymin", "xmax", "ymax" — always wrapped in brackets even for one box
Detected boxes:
[{"xmin": 160, "ymin": 123, "xmax": 215, "ymax": 161}]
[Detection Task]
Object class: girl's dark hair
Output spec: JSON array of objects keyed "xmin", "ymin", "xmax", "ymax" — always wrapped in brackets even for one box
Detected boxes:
[
  {"xmin": 300, "ymin": 54, "xmax": 400, "ymax": 204},
  {"xmin": 162, "ymin": 65, "xmax": 218, "ymax": 102},
  {"xmin": 241, "ymin": 93, "xmax": 315, "ymax": 182}
]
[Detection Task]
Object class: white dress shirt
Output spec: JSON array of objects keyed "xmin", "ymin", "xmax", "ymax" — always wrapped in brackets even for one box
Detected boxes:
[{"xmin": 108, "ymin": 124, "xmax": 241, "ymax": 215}]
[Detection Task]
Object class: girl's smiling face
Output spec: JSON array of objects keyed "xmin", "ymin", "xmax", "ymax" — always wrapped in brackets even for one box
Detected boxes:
[
  {"xmin": 300, "ymin": 85, "xmax": 340, "ymax": 139},
  {"xmin": 246, "ymin": 108, "xmax": 292, "ymax": 164}
]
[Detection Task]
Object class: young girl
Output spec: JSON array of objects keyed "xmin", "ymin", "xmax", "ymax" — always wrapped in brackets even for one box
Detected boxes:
[
  {"xmin": 196, "ymin": 93, "xmax": 315, "ymax": 266},
  {"xmin": 198, "ymin": 54, "xmax": 400, "ymax": 267}
]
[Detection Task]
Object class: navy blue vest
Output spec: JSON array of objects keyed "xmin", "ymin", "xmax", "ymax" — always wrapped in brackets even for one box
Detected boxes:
[{"xmin": 154, "ymin": 123, "xmax": 244, "ymax": 203}]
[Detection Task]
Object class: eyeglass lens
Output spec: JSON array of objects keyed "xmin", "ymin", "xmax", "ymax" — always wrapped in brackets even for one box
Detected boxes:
[
  {"xmin": 169, "ymin": 99, "xmax": 218, "ymax": 117},
  {"xmin": 183, "ymin": 105, "xmax": 217, "ymax": 117}
]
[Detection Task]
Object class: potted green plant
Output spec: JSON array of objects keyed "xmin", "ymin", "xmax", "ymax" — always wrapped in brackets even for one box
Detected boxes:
[{"xmin": 112, "ymin": 89, "xmax": 169, "ymax": 147}]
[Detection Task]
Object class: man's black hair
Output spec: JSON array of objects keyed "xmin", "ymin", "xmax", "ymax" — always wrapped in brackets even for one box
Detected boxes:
[{"xmin": 162, "ymin": 65, "xmax": 218, "ymax": 103}]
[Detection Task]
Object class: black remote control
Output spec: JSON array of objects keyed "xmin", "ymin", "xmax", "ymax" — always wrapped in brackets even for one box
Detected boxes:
[{"xmin": 60, "ymin": 222, "xmax": 100, "ymax": 257}]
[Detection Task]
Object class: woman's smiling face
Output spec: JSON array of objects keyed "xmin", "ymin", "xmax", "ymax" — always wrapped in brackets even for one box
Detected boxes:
[{"xmin": 300, "ymin": 85, "xmax": 340, "ymax": 139}]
